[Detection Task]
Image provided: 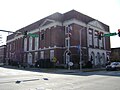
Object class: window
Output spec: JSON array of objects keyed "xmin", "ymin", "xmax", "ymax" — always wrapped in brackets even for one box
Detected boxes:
[
  {"xmin": 9, "ymin": 44, "xmax": 11, "ymax": 51},
  {"xmin": 99, "ymin": 39, "xmax": 103, "ymax": 48},
  {"xmin": 29, "ymin": 37, "xmax": 33, "ymax": 50},
  {"xmin": 94, "ymin": 31, "xmax": 98, "ymax": 47},
  {"xmin": 65, "ymin": 38, "xmax": 70, "ymax": 47},
  {"xmin": 34, "ymin": 52, "xmax": 38, "ymax": 61},
  {"xmin": 89, "ymin": 28, "xmax": 93, "ymax": 46},
  {"xmin": 65, "ymin": 26, "xmax": 69, "ymax": 34},
  {"xmin": 65, "ymin": 26, "xmax": 72, "ymax": 34},
  {"xmin": 50, "ymin": 50, "xmax": 54, "ymax": 61},
  {"xmin": 35, "ymin": 37, "xmax": 39, "ymax": 50},
  {"xmin": 27, "ymin": 53, "xmax": 32, "ymax": 65},
  {"xmin": 24, "ymin": 38, "xmax": 27, "ymax": 51},
  {"xmin": 41, "ymin": 33, "xmax": 44, "ymax": 40},
  {"xmin": 40, "ymin": 51, "xmax": 44, "ymax": 59},
  {"xmin": 89, "ymin": 34, "xmax": 93, "ymax": 45}
]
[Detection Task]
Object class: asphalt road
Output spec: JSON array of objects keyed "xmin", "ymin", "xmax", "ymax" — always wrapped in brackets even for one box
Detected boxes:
[{"xmin": 0, "ymin": 67, "xmax": 120, "ymax": 90}]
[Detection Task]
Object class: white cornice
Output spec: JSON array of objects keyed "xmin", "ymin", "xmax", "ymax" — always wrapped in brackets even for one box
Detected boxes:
[
  {"xmin": 24, "ymin": 46, "xmax": 81, "ymax": 52},
  {"xmin": 6, "ymin": 21, "xmax": 62, "ymax": 43},
  {"xmin": 63, "ymin": 19, "xmax": 87, "ymax": 27},
  {"xmin": 39, "ymin": 21, "xmax": 62, "ymax": 31},
  {"xmin": 87, "ymin": 24, "xmax": 109, "ymax": 34},
  {"xmin": 7, "ymin": 19, "xmax": 87, "ymax": 43}
]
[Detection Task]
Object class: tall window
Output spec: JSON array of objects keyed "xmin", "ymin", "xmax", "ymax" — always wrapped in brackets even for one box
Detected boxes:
[
  {"xmin": 94, "ymin": 31, "xmax": 99, "ymax": 47},
  {"xmin": 35, "ymin": 37, "xmax": 39, "ymax": 50},
  {"xmin": 65, "ymin": 38, "xmax": 69, "ymax": 47},
  {"xmin": 99, "ymin": 32, "xmax": 103, "ymax": 48},
  {"xmin": 24, "ymin": 38, "xmax": 27, "ymax": 51},
  {"xmin": 99, "ymin": 39, "xmax": 103, "ymax": 48},
  {"xmin": 89, "ymin": 34, "xmax": 92, "ymax": 45},
  {"xmin": 34, "ymin": 52, "xmax": 38, "ymax": 61},
  {"xmin": 65, "ymin": 26, "xmax": 69, "ymax": 34},
  {"xmin": 29, "ymin": 37, "xmax": 33, "ymax": 51},
  {"xmin": 65, "ymin": 25, "xmax": 72, "ymax": 34},
  {"xmin": 50, "ymin": 50, "xmax": 54, "ymax": 61},
  {"xmin": 9, "ymin": 44, "xmax": 11, "ymax": 51},
  {"xmin": 89, "ymin": 28, "xmax": 93, "ymax": 46},
  {"xmin": 40, "ymin": 51, "xmax": 44, "ymax": 59},
  {"xmin": 41, "ymin": 33, "xmax": 44, "ymax": 40}
]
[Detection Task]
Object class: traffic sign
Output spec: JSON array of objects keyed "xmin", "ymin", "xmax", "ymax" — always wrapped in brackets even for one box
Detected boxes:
[
  {"xmin": 52, "ymin": 57, "xmax": 57, "ymax": 63},
  {"xmin": 103, "ymin": 32, "xmax": 117, "ymax": 37},
  {"xmin": 68, "ymin": 62, "xmax": 73, "ymax": 66},
  {"xmin": 28, "ymin": 33, "xmax": 39, "ymax": 37}
]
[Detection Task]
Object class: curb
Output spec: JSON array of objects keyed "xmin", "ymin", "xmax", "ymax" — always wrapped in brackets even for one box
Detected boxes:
[{"xmin": 2, "ymin": 66, "xmax": 105, "ymax": 73}]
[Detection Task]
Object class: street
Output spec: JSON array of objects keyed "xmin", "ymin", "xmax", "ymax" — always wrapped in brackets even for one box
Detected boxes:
[{"xmin": 0, "ymin": 67, "xmax": 120, "ymax": 90}]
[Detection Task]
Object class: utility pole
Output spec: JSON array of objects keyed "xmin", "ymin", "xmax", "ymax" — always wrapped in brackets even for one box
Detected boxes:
[
  {"xmin": 79, "ymin": 27, "xmax": 84, "ymax": 71},
  {"xmin": 67, "ymin": 26, "xmax": 70, "ymax": 70},
  {"xmin": 67, "ymin": 25, "xmax": 72, "ymax": 70}
]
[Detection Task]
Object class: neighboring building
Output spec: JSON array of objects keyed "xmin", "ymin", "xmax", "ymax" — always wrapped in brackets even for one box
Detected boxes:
[
  {"xmin": 110, "ymin": 48, "xmax": 120, "ymax": 62},
  {"xmin": 6, "ymin": 10, "xmax": 111, "ymax": 68},
  {"xmin": 0, "ymin": 45, "xmax": 6, "ymax": 64}
]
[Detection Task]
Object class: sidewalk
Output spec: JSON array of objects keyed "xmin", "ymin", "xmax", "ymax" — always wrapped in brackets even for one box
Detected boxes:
[{"xmin": 3, "ymin": 65, "xmax": 105, "ymax": 74}]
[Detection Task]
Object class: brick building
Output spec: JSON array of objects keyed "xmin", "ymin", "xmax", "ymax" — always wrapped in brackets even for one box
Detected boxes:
[
  {"xmin": 6, "ymin": 10, "xmax": 111, "ymax": 68},
  {"xmin": 0, "ymin": 45, "xmax": 6, "ymax": 64},
  {"xmin": 110, "ymin": 48, "xmax": 120, "ymax": 62}
]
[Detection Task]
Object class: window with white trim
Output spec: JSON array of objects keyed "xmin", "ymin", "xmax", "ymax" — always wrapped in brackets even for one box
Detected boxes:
[
  {"xmin": 34, "ymin": 52, "xmax": 38, "ymax": 61},
  {"xmin": 89, "ymin": 29, "xmax": 93, "ymax": 46},
  {"xmin": 65, "ymin": 26, "xmax": 72, "ymax": 34},
  {"xmin": 50, "ymin": 50, "xmax": 54, "ymax": 61},
  {"xmin": 24, "ymin": 38, "xmax": 27, "ymax": 51},
  {"xmin": 65, "ymin": 26, "xmax": 69, "ymax": 34},
  {"xmin": 9, "ymin": 44, "xmax": 11, "ymax": 51},
  {"xmin": 89, "ymin": 34, "xmax": 92, "ymax": 45},
  {"xmin": 94, "ymin": 31, "xmax": 98, "ymax": 47},
  {"xmin": 99, "ymin": 39, "xmax": 103, "ymax": 48},
  {"xmin": 29, "ymin": 37, "xmax": 33, "ymax": 51},
  {"xmin": 41, "ymin": 33, "xmax": 44, "ymax": 40},
  {"xmin": 35, "ymin": 37, "xmax": 39, "ymax": 50},
  {"xmin": 40, "ymin": 51, "xmax": 44, "ymax": 59},
  {"xmin": 65, "ymin": 38, "xmax": 69, "ymax": 47}
]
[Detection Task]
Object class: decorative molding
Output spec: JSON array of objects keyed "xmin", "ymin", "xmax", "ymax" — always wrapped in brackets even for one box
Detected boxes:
[
  {"xmin": 25, "ymin": 46, "xmax": 81, "ymax": 52},
  {"xmin": 7, "ymin": 19, "xmax": 94, "ymax": 43},
  {"xmin": 88, "ymin": 20, "xmax": 105, "ymax": 30},
  {"xmin": 63, "ymin": 18, "xmax": 87, "ymax": 27},
  {"xmin": 6, "ymin": 21, "xmax": 62, "ymax": 43},
  {"xmin": 40, "ymin": 19, "xmax": 56, "ymax": 27}
]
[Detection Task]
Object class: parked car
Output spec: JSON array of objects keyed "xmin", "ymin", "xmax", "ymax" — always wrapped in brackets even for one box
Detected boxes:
[{"xmin": 106, "ymin": 62, "xmax": 120, "ymax": 71}]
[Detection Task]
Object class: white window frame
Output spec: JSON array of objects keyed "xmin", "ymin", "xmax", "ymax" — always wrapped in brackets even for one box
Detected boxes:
[
  {"xmin": 9, "ymin": 44, "xmax": 11, "ymax": 51},
  {"xmin": 40, "ymin": 51, "xmax": 44, "ymax": 59},
  {"xmin": 89, "ymin": 34, "xmax": 92, "ymax": 46},
  {"xmin": 34, "ymin": 52, "xmax": 38, "ymax": 61},
  {"xmin": 99, "ymin": 39, "xmax": 103, "ymax": 48},
  {"xmin": 50, "ymin": 50, "xmax": 54, "ymax": 61},
  {"xmin": 65, "ymin": 26, "xmax": 69, "ymax": 34},
  {"xmin": 24, "ymin": 38, "xmax": 27, "ymax": 51},
  {"xmin": 29, "ymin": 37, "xmax": 33, "ymax": 51},
  {"xmin": 94, "ymin": 31, "xmax": 98, "ymax": 47},
  {"xmin": 65, "ymin": 38, "xmax": 69, "ymax": 47},
  {"xmin": 35, "ymin": 37, "xmax": 39, "ymax": 50}
]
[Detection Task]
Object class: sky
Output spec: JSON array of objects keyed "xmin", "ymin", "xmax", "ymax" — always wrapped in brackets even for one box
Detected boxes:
[{"xmin": 0, "ymin": 0, "xmax": 120, "ymax": 48}]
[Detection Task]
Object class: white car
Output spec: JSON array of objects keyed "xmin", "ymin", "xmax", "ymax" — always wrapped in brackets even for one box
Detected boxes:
[{"xmin": 106, "ymin": 62, "xmax": 120, "ymax": 71}]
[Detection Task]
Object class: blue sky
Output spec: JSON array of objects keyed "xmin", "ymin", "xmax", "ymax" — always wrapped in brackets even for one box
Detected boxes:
[{"xmin": 0, "ymin": 0, "xmax": 120, "ymax": 48}]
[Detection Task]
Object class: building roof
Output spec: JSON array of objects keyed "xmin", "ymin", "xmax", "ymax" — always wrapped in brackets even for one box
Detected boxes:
[{"xmin": 7, "ymin": 9, "xmax": 109, "ymax": 41}]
